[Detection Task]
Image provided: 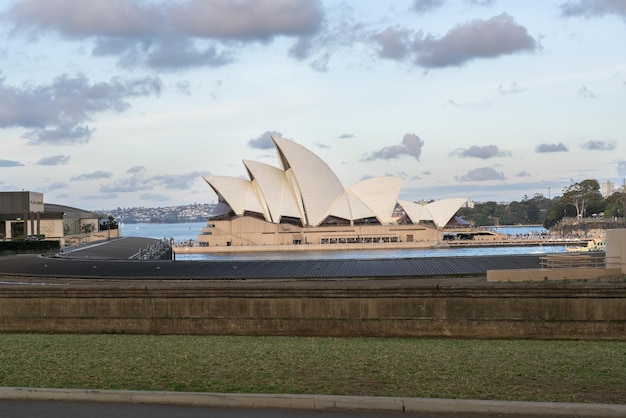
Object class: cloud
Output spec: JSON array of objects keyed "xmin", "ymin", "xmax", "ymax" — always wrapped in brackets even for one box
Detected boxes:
[
  {"xmin": 337, "ymin": 133, "xmax": 355, "ymax": 139},
  {"xmin": 99, "ymin": 168, "xmax": 208, "ymax": 193},
  {"xmin": 36, "ymin": 155, "xmax": 70, "ymax": 166},
  {"xmin": 535, "ymin": 143, "xmax": 569, "ymax": 153},
  {"xmin": 412, "ymin": 0, "xmax": 445, "ymax": 14},
  {"xmin": 581, "ymin": 139, "xmax": 617, "ymax": 150},
  {"xmin": 457, "ymin": 167, "xmax": 505, "ymax": 181},
  {"xmin": 7, "ymin": 0, "xmax": 325, "ymax": 70},
  {"xmin": 41, "ymin": 182, "xmax": 67, "ymax": 192},
  {"xmin": 362, "ymin": 133, "xmax": 425, "ymax": 161},
  {"xmin": 517, "ymin": 171, "xmax": 532, "ymax": 177},
  {"xmin": 0, "ymin": 159, "xmax": 24, "ymax": 167},
  {"xmin": 371, "ymin": 13, "xmax": 538, "ymax": 69},
  {"xmin": 498, "ymin": 81, "xmax": 525, "ymax": 95},
  {"xmin": 411, "ymin": 0, "xmax": 494, "ymax": 14},
  {"xmin": 449, "ymin": 145, "xmax": 511, "ymax": 159},
  {"xmin": 444, "ymin": 99, "xmax": 491, "ymax": 107},
  {"xmin": 248, "ymin": 130, "xmax": 283, "ymax": 149},
  {"xmin": 126, "ymin": 166, "xmax": 145, "ymax": 174},
  {"xmin": 618, "ymin": 161, "xmax": 626, "ymax": 176},
  {"xmin": 0, "ymin": 74, "xmax": 161, "ymax": 145},
  {"xmin": 151, "ymin": 171, "xmax": 209, "ymax": 190},
  {"xmin": 139, "ymin": 193, "xmax": 170, "ymax": 202},
  {"xmin": 560, "ymin": 0, "xmax": 626, "ymax": 20},
  {"xmin": 577, "ymin": 85, "xmax": 596, "ymax": 98},
  {"xmin": 70, "ymin": 170, "xmax": 113, "ymax": 181}
]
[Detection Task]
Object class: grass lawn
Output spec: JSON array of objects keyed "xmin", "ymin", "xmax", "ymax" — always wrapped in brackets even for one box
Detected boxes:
[{"xmin": 0, "ymin": 334, "xmax": 624, "ymax": 404}]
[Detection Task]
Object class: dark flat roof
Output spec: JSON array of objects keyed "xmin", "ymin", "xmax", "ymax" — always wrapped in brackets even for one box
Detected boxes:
[{"xmin": 0, "ymin": 236, "xmax": 549, "ymax": 280}]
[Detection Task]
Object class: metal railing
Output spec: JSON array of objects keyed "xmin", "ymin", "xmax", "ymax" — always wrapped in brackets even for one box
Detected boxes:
[
  {"xmin": 131, "ymin": 238, "xmax": 173, "ymax": 260},
  {"xmin": 540, "ymin": 253, "xmax": 609, "ymax": 269}
]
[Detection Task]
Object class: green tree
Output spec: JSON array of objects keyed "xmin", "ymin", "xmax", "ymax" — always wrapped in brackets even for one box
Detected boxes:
[
  {"xmin": 604, "ymin": 192, "xmax": 626, "ymax": 218},
  {"xmin": 560, "ymin": 179, "xmax": 602, "ymax": 218}
]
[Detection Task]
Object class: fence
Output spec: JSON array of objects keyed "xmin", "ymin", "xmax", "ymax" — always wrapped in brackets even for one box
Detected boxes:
[{"xmin": 131, "ymin": 238, "xmax": 173, "ymax": 260}]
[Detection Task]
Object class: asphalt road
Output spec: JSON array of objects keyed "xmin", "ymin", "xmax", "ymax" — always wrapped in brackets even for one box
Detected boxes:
[{"xmin": 0, "ymin": 400, "xmax": 566, "ymax": 418}]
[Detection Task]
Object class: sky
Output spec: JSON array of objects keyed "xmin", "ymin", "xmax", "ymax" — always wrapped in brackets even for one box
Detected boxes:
[{"xmin": 0, "ymin": 0, "xmax": 625, "ymax": 211}]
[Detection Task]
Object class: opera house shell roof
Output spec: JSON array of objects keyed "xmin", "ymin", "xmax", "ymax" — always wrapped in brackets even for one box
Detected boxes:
[{"xmin": 204, "ymin": 136, "xmax": 467, "ymax": 228}]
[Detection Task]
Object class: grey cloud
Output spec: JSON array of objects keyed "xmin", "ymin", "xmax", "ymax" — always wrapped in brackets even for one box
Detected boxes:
[
  {"xmin": 248, "ymin": 131, "xmax": 283, "ymax": 149},
  {"xmin": 577, "ymin": 85, "xmax": 596, "ymax": 98},
  {"xmin": 83, "ymin": 192, "xmax": 117, "ymax": 200},
  {"xmin": 372, "ymin": 13, "xmax": 537, "ymax": 69},
  {"xmin": 362, "ymin": 133, "xmax": 425, "ymax": 162},
  {"xmin": 449, "ymin": 145, "xmax": 511, "ymax": 159},
  {"xmin": 457, "ymin": 167, "xmax": 505, "ymax": 181},
  {"xmin": 314, "ymin": 141, "xmax": 330, "ymax": 149},
  {"xmin": 151, "ymin": 171, "xmax": 210, "ymax": 190},
  {"xmin": 7, "ymin": 0, "xmax": 324, "ymax": 70},
  {"xmin": 100, "ymin": 169, "xmax": 207, "ymax": 193},
  {"xmin": 71, "ymin": 170, "xmax": 113, "ymax": 181},
  {"xmin": 411, "ymin": 0, "xmax": 494, "ymax": 14},
  {"xmin": 41, "ymin": 182, "xmax": 67, "ymax": 192},
  {"xmin": 371, "ymin": 27, "xmax": 412, "ymax": 60},
  {"xmin": 498, "ymin": 81, "xmax": 525, "ymax": 95},
  {"xmin": 412, "ymin": 0, "xmax": 445, "ymax": 14},
  {"xmin": 517, "ymin": 171, "xmax": 531, "ymax": 177},
  {"xmin": 560, "ymin": 0, "xmax": 626, "ymax": 19},
  {"xmin": 168, "ymin": 0, "xmax": 323, "ymax": 41},
  {"xmin": 581, "ymin": 139, "xmax": 617, "ymax": 150},
  {"xmin": 36, "ymin": 155, "xmax": 70, "ymax": 165},
  {"xmin": 126, "ymin": 166, "xmax": 145, "ymax": 174},
  {"xmin": 0, "ymin": 159, "xmax": 24, "ymax": 167},
  {"xmin": 444, "ymin": 99, "xmax": 491, "ymax": 107},
  {"xmin": 535, "ymin": 143, "xmax": 569, "ymax": 153},
  {"xmin": 139, "ymin": 193, "xmax": 170, "ymax": 202},
  {"xmin": 618, "ymin": 161, "xmax": 626, "ymax": 175},
  {"xmin": 337, "ymin": 133, "xmax": 355, "ymax": 139},
  {"xmin": 100, "ymin": 175, "xmax": 151, "ymax": 193},
  {"xmin": 0, "ymin": 74, "xmax": 161, "ymax": 145}
]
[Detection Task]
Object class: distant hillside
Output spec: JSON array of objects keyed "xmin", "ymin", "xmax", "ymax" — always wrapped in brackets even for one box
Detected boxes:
[{"xmin": 105, "ymin": 203, "xmax": 215, "ymax": 224}]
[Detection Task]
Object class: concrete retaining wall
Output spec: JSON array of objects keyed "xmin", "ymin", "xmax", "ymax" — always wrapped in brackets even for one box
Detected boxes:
[{"xmin": 1, "ymin": 284, "xmax": 625, "ymax": 339}]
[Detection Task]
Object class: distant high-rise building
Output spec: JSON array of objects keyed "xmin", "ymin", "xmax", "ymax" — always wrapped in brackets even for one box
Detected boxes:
[{"xmin": 601, "ymin": 180, "xmax": 615, "ymax": 198}]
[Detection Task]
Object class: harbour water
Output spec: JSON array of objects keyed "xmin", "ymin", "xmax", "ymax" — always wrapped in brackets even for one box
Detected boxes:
[{"xmin": 120, "ymin": 222, "xmax": 569, "ymax": 261}]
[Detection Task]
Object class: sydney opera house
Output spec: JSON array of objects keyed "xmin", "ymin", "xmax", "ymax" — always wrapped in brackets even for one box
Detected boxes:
[{"xmin": 197, "ymin": 136, "xmax": 468, "ymax": 248}]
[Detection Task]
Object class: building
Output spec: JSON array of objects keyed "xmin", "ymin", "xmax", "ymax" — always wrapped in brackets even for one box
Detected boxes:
[
  {"xmin": 198, "ymin": 136, "xmax": 468, "ymax": 247},
  {"xmin": 0, "ymin": 191, "xmax": 117, "ymax": 245}
]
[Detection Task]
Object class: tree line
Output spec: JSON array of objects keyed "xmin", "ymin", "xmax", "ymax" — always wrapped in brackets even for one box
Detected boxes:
[{"xmin": 455, "ymin": 179, "xmax": 626, "ymax": 229}]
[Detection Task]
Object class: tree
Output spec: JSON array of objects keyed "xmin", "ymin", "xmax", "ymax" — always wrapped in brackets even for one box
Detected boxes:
[
  {"xmin": 604, "ymin": 192, "xmax": 626, "ymax": 218},
  {"xmin": 560, "ymin": 179, "xmax": 602, "ymax": 219}
]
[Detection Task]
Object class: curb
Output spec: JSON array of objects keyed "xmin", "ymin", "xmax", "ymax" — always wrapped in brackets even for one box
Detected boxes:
[{"xmin": 1, "ymin": 387, "xmax": 625, "ymax": 416}]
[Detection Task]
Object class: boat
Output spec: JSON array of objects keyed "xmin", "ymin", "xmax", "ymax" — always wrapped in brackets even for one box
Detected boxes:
[{"xmin": 566, "ymin": 238, "xmax": 606, "ymax": 253}]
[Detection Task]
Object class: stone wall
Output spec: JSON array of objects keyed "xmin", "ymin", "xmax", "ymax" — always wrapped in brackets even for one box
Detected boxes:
[{"xmin": 1, "ymin": 284, "xmax": 625, "ymax": 339}]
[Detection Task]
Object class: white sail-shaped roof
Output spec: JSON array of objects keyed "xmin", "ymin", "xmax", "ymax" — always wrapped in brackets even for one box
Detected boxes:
[
  {"xmin": 398, "ymin": 198, "xmax": 468, "ymax": 228},
  {"xmin": 203, "ymin": 176, "xmax": 264, "ymax": 216},
  {"xmin": 398, "ymin": 199, "xmax": 428, "ymax": 224},
  {"xmin": 272, "ymin": 136, "xmax": 345, "ymax": 226},
  {"xmin": 425, "ymin": 198, "xmax": 469, "ymax": 228},
  {"xmin": 347, "ymin": 177, "xmax": 403, "ymax": 224},
  {"xmin": 203, "ymin": 137, "xmax": 467, "ymax": 228},
  {"xmin": 243, "ymin": 160, "xmax": 301, "ymax": 223}
]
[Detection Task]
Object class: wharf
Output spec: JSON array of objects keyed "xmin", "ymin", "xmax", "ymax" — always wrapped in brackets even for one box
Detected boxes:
[{"xmin": 175, "ymin": 237, "xmax": 582, "ymax": 254}]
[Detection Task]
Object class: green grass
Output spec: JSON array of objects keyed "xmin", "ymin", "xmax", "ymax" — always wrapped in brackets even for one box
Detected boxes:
[{"xmin": 0, "ymin": 334, "xmax": 624, "ymax": 404}]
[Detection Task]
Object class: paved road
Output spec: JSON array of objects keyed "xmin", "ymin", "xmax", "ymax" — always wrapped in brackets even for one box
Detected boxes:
[
  {"xmin": 0, "ymin": 400, "xmax": 509, "ymax": 418},
  {"xmin": 2, "ymin": 388, "xmax": 623, "ymax": 418}
]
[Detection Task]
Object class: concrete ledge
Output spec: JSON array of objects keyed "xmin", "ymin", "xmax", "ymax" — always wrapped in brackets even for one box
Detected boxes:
[
  {"xmin": 2, "ymin": 282, "xmax": 626, "ymax": 339},
  {"xmin": 1, "ymin": 387, "xmax": 625, "ymax": 417},
  {"xmin": 487, "ymin": 267, "xmax": 622, "ymax": 282}
]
